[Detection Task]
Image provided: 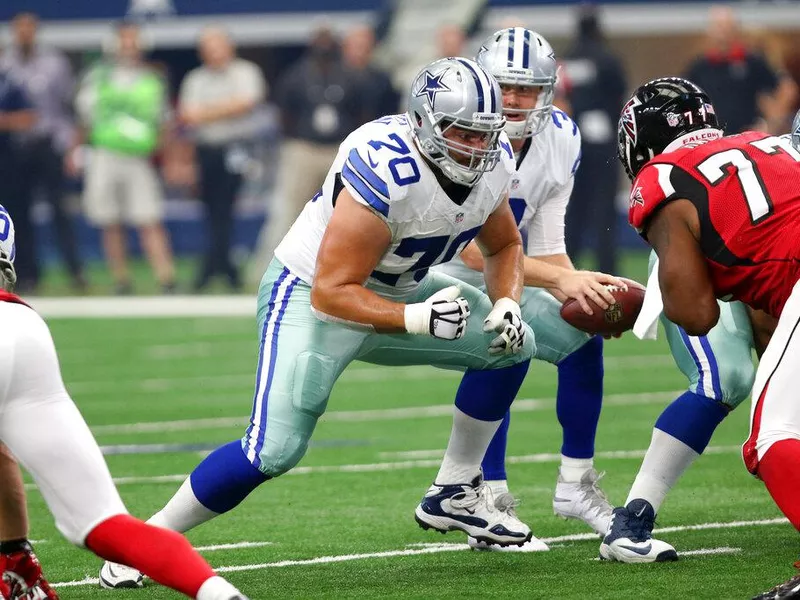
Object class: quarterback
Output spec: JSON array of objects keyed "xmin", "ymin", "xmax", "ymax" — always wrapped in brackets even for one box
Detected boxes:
[
  {"xmin": 436, "ymin": 28, "xmax": 624, "ymax": 549},
  {"xmin": 102, "ymin": 57, "xmax": 540, "ymax": 588}
]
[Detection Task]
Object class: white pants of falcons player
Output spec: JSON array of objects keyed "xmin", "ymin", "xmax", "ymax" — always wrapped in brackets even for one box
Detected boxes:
[
  {"xmin": 744, "ymin": 279, "xmax": 800, "ymax": 474},
  {"xmin": 0, "ymin": 301, "xmax": 127, "ymax": 545}
]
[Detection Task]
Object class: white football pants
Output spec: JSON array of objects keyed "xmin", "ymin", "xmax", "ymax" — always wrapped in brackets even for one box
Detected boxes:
[{"xmin": 0, "ymin": 302, "xmax": 127, "ymax": 546}]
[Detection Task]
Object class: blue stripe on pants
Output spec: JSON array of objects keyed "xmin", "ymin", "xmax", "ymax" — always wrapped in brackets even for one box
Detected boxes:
[
  {"xmin": 251, "ymin": 275, "xmax": 300, "ymax": 469},
  {"xmin": 246, "ymin": 267, "xmax": 288, "ymax": 447},
  {"xmin": 698, "ymin": 335, "xmax": 723, "ymax": 400}
]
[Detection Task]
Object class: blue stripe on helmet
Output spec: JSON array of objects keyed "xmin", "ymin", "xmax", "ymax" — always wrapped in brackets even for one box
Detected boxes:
[
  {"xmin": 507, "ymin": 27, "xmax": 515, "ymax": 66},
  {"xmin": 522, "ymin": 29, "xmax": 531, "ymax": 69},
  {"xmin": 457, "ymin": 59, "xmax": 485, "ymax": 113}
]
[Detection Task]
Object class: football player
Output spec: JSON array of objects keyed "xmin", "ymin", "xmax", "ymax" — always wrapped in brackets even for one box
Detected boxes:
[
  {"xmin": 607, "ymin": 78, "xmax": 800, "ymax": 597},
  {"xmin": 600, "ymin": 107, "xmax": 800, "ymax": 565},
  {"xmin": 0, "ymin": 206, "xmax": 247, "ymax": 600},
  {"xmin": 101, "ymin": 56, "xmax": 545, "ymax": 588},
  {"xmin": 436, "ymin": 28, "xmax": 625, "ymax": 548}
]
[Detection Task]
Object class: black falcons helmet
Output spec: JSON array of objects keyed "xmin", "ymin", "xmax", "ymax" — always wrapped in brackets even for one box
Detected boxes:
[{"xmin": 618, "ymin": 77, "xmax": 719, "ymax": 180}]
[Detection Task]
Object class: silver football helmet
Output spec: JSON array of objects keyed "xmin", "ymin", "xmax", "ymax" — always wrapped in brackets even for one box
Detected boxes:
[
  {"xmin": 476, "ymin": 27, "xmax": 558, "ymax": 138},
  {"xmin": 0, "ymin": 205, "xmax": 16, "ymax": 291},
  {"xmin": 408, "ymin": 57, "xmax": 505, "ymax": 186},
  {"xmin": 792, "ymin": 108, "xmax": 800, "ymax": 151}
]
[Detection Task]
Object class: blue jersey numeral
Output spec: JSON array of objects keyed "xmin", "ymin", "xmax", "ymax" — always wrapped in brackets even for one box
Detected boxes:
[
  {"xmin": 551, "ymin": 109, "xmax": 578, "ymax": 136},
  {"xmin": 367, "ymin": 133, "xmax": 420, "ymax": 188},
  {"xmin": 371, "ymin": 226, "xmax": 482, "ymax": 286}
]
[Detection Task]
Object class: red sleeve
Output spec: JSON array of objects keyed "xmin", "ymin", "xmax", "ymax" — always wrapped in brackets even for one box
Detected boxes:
[
  {"xmin": 628, "ymin": 161, "xmax": 685, "ymax": 235},
  {"xmin": 0, "ymin": 290, "xmax": 30, "ymax": 308}
]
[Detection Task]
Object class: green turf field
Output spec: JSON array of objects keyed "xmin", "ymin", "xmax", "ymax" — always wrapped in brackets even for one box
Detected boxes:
[{"xmin": 18, "ymin": 253, "xmax": 798, "ymax": 599}]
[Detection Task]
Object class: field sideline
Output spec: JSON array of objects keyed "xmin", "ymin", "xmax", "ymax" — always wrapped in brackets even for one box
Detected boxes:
[{"xmin": 13, "ymin": 275, "xmax": 796, "ymax": 598}]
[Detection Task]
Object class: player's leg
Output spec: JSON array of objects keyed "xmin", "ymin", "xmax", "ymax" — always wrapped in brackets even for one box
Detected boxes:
[
  {"xmin": 485, "ymin": 286, "xmax": 611, "ymax": 532},
  {"xmin": 0, "ymin": 444, "xmax": 59, "ymax": 600},
  {"xmin": 358, "ymin": 272, "xmax": 536, "ymax": 547},
  {"xmin": 0, "ymin": 303, "xmax": 245, "ymax": 599},
  {"xmin": 120, "ymin": 259, "xmax": 366, "ymax": 563},
  {"xmin": 744, "ymin": 281, "xmax": 800, "ymax": 530},
  {"xmin": 601, "ymin": 300, "xmax": 754, "ymax": 563}
]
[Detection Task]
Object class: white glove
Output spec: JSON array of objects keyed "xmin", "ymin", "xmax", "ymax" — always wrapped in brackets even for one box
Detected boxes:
[
  {"xmin": 483, "ymin": 297, "xmax": 525, "ymax": 355},
  {"xmin": 404, "ymin": 285, "xmax": 471, "ymax": 340}
]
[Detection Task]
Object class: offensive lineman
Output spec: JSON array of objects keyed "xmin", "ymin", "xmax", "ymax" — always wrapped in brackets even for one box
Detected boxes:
[
  {"xmin": 436, "ymin": 28, "xmax": 623, "ymax": 548},
  {"xmin": 0, "ymin": 205, "xmax": 247, "ymax": 600},
  {"xmin": 607, "ymin": 77, "xmax": 800, "ymax": 597},
  {"xmin": 101, "ymin": 57, "xmax": 539, "ymax": 588}
]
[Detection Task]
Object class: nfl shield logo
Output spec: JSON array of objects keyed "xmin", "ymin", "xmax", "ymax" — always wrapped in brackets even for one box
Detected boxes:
[
  {"xmin": 604, "ymin": 302, "xmax": 624, "ymax": 325},
  {"xmin": 455, "ymin": 212, "xmax": 464, "ymax": 224},
  {"xmin": 666, "ymin": 112, "xmax": 680, "ymax": 127}
]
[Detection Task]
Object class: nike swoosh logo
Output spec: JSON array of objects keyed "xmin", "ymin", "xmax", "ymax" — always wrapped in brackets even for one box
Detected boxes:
[
  {"xmin": 635, "ymin": 506, "xmax": 647, "ymax": 518},
  {"xmin": 367, "ymin": 152, "xmax": 379, "ymax": 169},
  {"xmin": 618, "ymin": 543, "xmax": 652, "ymax": 556}
]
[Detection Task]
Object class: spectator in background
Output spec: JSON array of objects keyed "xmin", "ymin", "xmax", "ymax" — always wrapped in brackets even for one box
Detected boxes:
[
  {"xmin": 72, "ymin": 22, "xmax": 175, "ymax": 295},
  {"xmin": 2, "ymin": 12, "xmax": 86, "ymax": 293},
  {"xmin": 248, "ymin": 27, "xmax": 367, "ymax": 283},
  {"xmin": 684, "ymin": 5, "xmax": 797, "ymax": 134},
  {"xmin": 179, "ymin": 27, "xmax": 266, "ymax": 292},
  {"xmin": 342, "ymin": 24, "xmax": 398, "ymax": 120},
  {"xmin": 561, "ymin": 4, "xmax": 626, "ymax": 275},
  {"xmin": 437, "ymin": 23, "xmax": 466, "ymax": 59},
  {"xmin": 0, "ymin": 62, "xmax": 35, "ymax": 243}
]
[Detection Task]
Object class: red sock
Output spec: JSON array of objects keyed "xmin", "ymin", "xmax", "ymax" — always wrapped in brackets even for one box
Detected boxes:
[
  {"xmin": 85, "ymin": 515, "xmax": 215, "ymax": 598},
  {"xmin": 757, "ymin": 438, "xmax": 800, "ymax": 531}
]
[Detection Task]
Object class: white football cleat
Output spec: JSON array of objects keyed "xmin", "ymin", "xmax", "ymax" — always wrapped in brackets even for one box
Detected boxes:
[
  {"xmin": 415, "ymin": 475, "xmax": 532, "ymax": 547},
  {"xmin": 467, "ymin": 492, "xmax": 548, "ymax": 552},
  {"xmin": 553, "ymin": 468, "xmax": 614, "ymax": 536},
  {"xmin": 599, "ymin": 499, "xmax": 678, "ymax": 563},
  {"xmin": 99, "ymin": 561, "xmax": 143, "ymax": 589}
]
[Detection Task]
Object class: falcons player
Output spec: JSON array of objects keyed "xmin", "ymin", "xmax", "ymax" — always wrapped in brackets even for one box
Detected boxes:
[
  {"xmin": 615, "ymin": 77, "xmax": 800, "ymax": 598},
  {"xmin": 0, "ymin": 205, "xmax": 247, "ymax": 600}
]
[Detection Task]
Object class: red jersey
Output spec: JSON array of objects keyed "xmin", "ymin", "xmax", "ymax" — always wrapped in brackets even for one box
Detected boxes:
[
  {"xmin": 629, "ymin": 131, "xmax": 800, "ymax": 318},
  {"xmin": 0, "ymin": 289, "xmax": 28, "ymax": 308}
]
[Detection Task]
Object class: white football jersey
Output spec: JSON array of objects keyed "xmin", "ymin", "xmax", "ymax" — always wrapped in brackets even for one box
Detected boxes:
[
  {"xmin": 436, "ymin": 110, "xmax": 582, "ymax": 288},
  {"xmin": 274, "ymin": 114, "xmax": 516, "ymax": 299}
]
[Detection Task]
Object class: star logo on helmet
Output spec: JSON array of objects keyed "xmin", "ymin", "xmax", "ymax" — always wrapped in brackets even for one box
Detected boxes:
[{"xmin": 416, "ymin": 70, "xmax": 451, "ymax": 105}]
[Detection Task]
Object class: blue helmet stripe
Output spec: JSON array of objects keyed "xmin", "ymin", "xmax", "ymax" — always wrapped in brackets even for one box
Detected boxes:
[
  {"xmin": 522, "ymin": 29, "xmax": 531, "ymax": 69},
  {"xmin": 507, "ymin": 28, "xmax": 515, "ymax": 66},
  {"xmin": 457, "ymin": 59, "xmax": 485, "ymax": 113}
]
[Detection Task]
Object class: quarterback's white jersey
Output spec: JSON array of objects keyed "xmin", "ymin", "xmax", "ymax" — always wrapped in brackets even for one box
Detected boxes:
[
  {"xmin": 436, "ymin": 110, "xmax": 581, "ymax": 288},
  {"xmin": 274, "ymin": 114, "xmax": 516, "ymax": 298}
]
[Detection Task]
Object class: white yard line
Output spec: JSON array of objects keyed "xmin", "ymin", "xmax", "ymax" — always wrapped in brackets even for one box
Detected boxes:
[
  {"xmin": 24, "ymin": 444, "xmax": 744, "ymax": 490},
  {"xmin": 592, "ymin": 547, "xmax": 741, "ymax": 560},
  {"xmin": 68, "ymin": 354, "xmax": 675, "ymax": 395},
  {"xmin": 195, "ymin": 541, "xmax": 273, "ymax": 552},
  {"xmin": 49, "ymin": 518, "xmax": 786, "ymax": 589},
  {"xmin": 90, "ymin": 390, "xmax": 683, "ymax": 435}
]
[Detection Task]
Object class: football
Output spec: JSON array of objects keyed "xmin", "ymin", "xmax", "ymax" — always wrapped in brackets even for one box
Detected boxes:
[{"xmin": 559, "ymin": 277, "xmax": 646, "ymax": 336}]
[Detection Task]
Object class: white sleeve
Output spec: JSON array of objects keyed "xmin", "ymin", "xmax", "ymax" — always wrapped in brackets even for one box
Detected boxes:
[{"xmin": 525, "ymin": 177, "xmax": 573, "ymax": 257}]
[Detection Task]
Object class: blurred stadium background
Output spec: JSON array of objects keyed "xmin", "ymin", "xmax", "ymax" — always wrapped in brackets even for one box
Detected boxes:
[{"xmin": 0, "ymin": 0, "xmax": 798, "ymax": 295}]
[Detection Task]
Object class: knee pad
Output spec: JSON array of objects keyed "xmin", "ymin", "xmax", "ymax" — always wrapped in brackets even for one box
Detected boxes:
[
  {"xmin": 716, "ymin": 360, "xmax": 756, "ymax": 409},
  {"xmin": 256, "ymin": 351, "xmax": 336, "ymax": 477}
]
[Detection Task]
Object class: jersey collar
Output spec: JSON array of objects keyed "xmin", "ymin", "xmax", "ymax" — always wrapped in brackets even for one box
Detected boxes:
[{"xmin": 663, "ymin": 128, "xmax": 724, "ymax": 154}]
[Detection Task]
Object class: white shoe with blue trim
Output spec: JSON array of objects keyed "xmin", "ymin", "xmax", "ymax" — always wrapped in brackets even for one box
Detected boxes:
[{"xmin": 415, "ymin": 475, "xmax": 532, "ymax": 547}]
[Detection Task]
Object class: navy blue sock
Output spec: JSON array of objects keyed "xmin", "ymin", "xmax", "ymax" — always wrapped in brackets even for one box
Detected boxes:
[
  {"xmin": 655, "ymin": 390, "xmax": 729, "ymax": 453},
  {"xmin": 455, "ymin": 360, "xmax": 530, "ymax": 421},
  {"xmin": 189, "ymin": 441, "xmax": 269, "ymax": 514},
  {"xmin": 481, "ymin": 410, "xmax": 510, "ymax": 481},
  {"xmin": 556, "ymin": 336, "xmax": 604, "ymax": 459}
]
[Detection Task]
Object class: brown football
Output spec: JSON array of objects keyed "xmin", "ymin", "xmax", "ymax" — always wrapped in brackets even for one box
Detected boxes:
[{"xmin": 559, "ymin": 277, "xmax": 646, "ymax": 336}]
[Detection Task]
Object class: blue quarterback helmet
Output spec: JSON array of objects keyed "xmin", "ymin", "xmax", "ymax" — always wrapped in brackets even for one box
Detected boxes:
[
  {"xmin": 476, "ymin": 27, "xmax": 558, "ymax": 138},
  {"xmin": 407, "ymin": 57, "xmax": 506, "ymax": 186}
]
